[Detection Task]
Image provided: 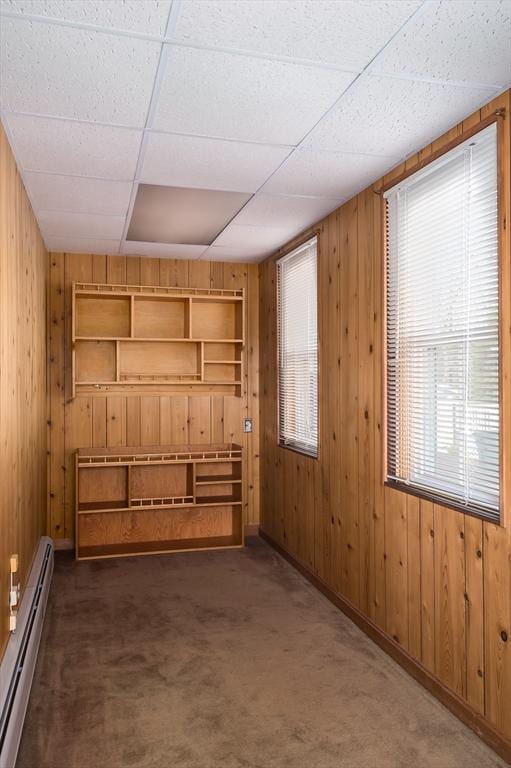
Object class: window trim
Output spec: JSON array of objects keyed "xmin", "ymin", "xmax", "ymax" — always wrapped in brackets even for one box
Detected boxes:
[
  {"xmin": 276, "ymin": 232, "xmax": 320, "ymax": 460},
  {"xmin": 381, "ymin": 110, "xmax": 505, "ymax": 524}
]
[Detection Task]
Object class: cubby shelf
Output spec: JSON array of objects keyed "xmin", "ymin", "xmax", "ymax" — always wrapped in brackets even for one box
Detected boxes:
[
  {"xmin": 75, "ymin": 443, "xmax": 244, "ymax": 560},
  {"xmin": 72, "ymin": 282, "xmax": 244, "ymax": 397}
]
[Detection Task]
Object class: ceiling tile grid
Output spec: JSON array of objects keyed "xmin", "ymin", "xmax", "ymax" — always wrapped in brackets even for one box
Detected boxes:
[
  {"xmin": 150, "ymin": 45, "xmax": 357, "ymax": 144},
  {"xmin": 37, "ymin": 210, "xmax": 126, "ymax": 239},
  {"xmin": 139, "ymin": 131, "xmax": 293, "ymax": 192},
  {"xmin": 3, "ymin": 0, "xmax": 173, "ymax": 36},
  {"xmin": 24, "ymin": 173, "xmax": 133, "ymax": 216},
  {"xmin": 43, "ymin": 236, "xmax": 121, "ymax": 255},
  {"xmin": 0, "ymin": 0, "xmax": 509, "ymax": 261}
]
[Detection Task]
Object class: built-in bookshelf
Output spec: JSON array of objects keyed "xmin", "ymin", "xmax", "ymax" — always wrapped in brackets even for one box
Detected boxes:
[
  {"xmin": 72, "ymin": 282, "xmax": 244, "ymax": 397},
  {"xmin": 75, "ymin": 443, "xmax": 243, "ymax": 560}
]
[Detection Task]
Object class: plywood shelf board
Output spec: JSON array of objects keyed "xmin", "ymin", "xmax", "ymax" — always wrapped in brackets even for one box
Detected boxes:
[
  {"xmin": 74, "ymin": 282, "xmax": 243, "ymax": 298},
  {"xmin": 196, "ymin": 475, "xmax": 242, "ymax": 484},
  {"xmin": 77, "ymin": 535, "xmax": 243, "ymax": 561}
]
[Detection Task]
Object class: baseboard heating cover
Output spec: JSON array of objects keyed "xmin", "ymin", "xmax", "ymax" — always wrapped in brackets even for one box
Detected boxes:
[{"xmin": 0, "ymin": 537, "xmax": 53, "ymax": 768}]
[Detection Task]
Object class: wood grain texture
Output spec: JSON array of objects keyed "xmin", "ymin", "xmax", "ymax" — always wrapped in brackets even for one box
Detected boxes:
[
  {"xmin": 259, "ymin": 91, "xmax": 511, "ymax": 747},
  {"xmin": 0, "ymin": 122, "xmax": 47, "ymax": 657},
  {"xmin": 48, "ymin": 255, "xmax": 260, "ymax": 542}
]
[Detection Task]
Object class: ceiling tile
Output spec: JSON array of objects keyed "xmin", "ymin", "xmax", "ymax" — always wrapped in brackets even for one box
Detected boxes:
[
  {"xmin": 120, "ymin": 242, "xmax": 208, "ymax": 259},
  {"xmin": 3, "ymin": 0, "xmax": 172, "ymax": 35},
  {"xmin": 38, "ymin": 210, "xmax": 126, "ymax": 239},
  {"xmin": 174, "ymin": 1, "xmax": 421, "ymax": 70},
  {"xmin": 127, "ymin": 184, "xmax": 251, "ymax": 245},
  {"xmin": 140, "ymin": 132, "xmax": 292, "ymax": 192},
  {"xmin": 213, "ymin": 223, "xmax": 296, "ymax": 252},
  {"xmin": 44, "ymin": 236, "xmax": 120, "ymax": 255},
  {"xmin": 262, "ymin": 148, "xmax": 399, "ymax": 198},
  {"xmin": 201, "ymin": 246, "xmax": 268, "ymax": 263},
  {"xmin": 25, "ymin": 173, "xmax": 132, "ymax": 216},
  {"xmin": 0, "ymin": 17, "xmax": 160, "ymax": 125},
  {"xmin": 304, "ymin": 75, "xmax": 497, "ymax": 158},
  {"xmin": 151, "ymin": 46, "xmax": 355, "ymax": 145},
  {"xmin": 233, "ymin": 193, "xmax": 343, "ymax": 230},
  {"xmin": 4, "ymin": 114, "xmax": 142, "ymax": 178},
  {"xmin": 371, "ymin": 0, "xmax": 511, "ymax": 88}
]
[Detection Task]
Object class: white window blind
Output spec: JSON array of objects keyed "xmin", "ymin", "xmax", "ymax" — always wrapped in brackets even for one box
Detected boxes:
[
  {"xmin": 384, "ymin": 122, "xmax": 500, "ymax": 521},
  {"xmin": 277, "ymin": 237, "xmax": 318, "ymax": 457}
]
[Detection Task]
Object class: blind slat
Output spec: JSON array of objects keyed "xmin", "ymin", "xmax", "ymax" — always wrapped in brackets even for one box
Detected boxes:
[
  {"xmin": 384, "ymin": 122, "xmax": 500, "ymax": 521},
  {"xmin": 277, "ymin": 238, "xmax": 318, "ymax": 457}
]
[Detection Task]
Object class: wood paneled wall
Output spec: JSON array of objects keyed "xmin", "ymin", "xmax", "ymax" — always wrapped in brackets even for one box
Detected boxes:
[
  {"xmin": 0, "ymin": 123, "xmax": 47, "ymax": 657},
  {"xmin": 260, "ymin": 91, "xmax": 511, "ymax": 748},
  {"xmin": 48, "ymin": 254, "xmax": 260, "ymax": 543}
]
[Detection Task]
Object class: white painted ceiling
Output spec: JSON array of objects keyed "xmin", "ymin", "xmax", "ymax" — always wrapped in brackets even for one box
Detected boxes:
[{"xmin": 0, "ymin": 0, "xmax": 510, "ymax": 263}]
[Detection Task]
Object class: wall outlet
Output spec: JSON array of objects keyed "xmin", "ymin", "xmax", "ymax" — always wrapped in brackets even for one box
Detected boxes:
[{"xmin": 243, "ymin": 417, "xmax": 253, "ymax": 433}]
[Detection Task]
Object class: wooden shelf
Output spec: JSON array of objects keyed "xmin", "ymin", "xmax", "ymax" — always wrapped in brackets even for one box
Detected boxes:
[
  {"xmin": 196, "ymin": 496, "xmax": 242, "ymax": 505},
  {"xmin": 195, "ymin": 475, "xmax": 242, "ymax": 485},
  {"xmin": 76, "ymin": 443, "xmax": 243, "ymax": 560},
  {"xmin": 77, "ymin": 535, "xmax": 243, "ymax": 561},
  {"xmin": 72, "ymin": 282, "xmax": 244, "ymax": 397}
]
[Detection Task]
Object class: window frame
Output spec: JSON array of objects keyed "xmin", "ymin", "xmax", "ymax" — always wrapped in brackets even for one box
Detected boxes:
[
  {"xmin": 276, "ymin": 233, "xmax": 320, "ymax": 460},
  {"xmin": 381, "ymin": 111, "xmax": 505, "ymax": 525}
]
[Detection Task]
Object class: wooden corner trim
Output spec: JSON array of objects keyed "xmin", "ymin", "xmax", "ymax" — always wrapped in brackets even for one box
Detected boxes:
[{"xmin": 258, "ymin": 527, "xmax": 511, "ymax": 766}]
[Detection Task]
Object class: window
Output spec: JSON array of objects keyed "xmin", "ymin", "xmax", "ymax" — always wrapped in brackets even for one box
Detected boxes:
[
  {"xmin": 277, "ymin": 236, "xmax": 318, "ymax": 458},
  {"xmin": 384, "ymin": 122, "xmax": 500, "ymax": 521}
]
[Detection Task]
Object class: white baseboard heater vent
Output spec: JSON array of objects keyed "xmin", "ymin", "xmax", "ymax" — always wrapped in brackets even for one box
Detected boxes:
[{"xmin": 0, "ymin": 537, "xmax": 54, "ymax": 768}]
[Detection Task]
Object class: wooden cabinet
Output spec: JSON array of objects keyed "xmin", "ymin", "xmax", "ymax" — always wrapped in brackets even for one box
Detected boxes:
[
  {"xmin": 75, "ymin": 444, "xmax": 243, "ymax": 560},
  {"xmin": 72, "ymin": 282, "xmax": 244, "ymax": 396}
]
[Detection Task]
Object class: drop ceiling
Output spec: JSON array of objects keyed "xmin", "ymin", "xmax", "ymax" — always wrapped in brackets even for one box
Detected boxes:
[{"xmin": 0, "ymin": 0, "xmax": 509, "ymax": 263}]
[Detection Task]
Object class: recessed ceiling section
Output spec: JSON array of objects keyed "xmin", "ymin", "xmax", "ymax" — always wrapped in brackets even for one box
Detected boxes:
[{"xmin": 127, "ymin": 185, "xmax": 252, "ymax": 246}]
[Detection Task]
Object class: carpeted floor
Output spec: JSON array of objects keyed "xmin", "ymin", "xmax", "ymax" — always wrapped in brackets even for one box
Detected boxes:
[{"xmin": 17, "ymin": 537, "xmax": 505, "ymax": 768}]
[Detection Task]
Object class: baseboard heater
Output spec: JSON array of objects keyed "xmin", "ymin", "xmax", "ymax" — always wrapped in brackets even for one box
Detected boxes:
[{"xmin": 0, "ymin": 537, "xmax": 54, "ymax": 768}]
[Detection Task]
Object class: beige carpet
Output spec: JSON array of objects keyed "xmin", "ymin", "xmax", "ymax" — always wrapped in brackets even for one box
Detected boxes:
[{"xmin": 17, "ymin": 537, "xmax": 506, "ymax": 768}]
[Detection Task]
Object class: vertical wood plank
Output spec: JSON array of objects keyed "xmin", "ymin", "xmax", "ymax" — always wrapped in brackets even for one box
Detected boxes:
[
  {"xmin": 434, "ymin": 505, "xmax": 466, "ymax": 697},
  {"xmin": 465, "ymin": 515, "xmax": 485, "ymax": 714},
  {"xmin": 420, "ymin": 499, "xmax": 436, "ymax": 671}
]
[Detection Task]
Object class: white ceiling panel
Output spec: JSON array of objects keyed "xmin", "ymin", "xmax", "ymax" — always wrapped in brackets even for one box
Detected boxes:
[
  {"xmin": 4, "ymin": 114, "xmax": 142, "ymax": 178},
  {"xmin": 44, "ymin": 236, "xmax": 120, "ymax": 255},
  {"xmin": 304, "ymin": 75, "xmax": 497, "ymax": 158},
  {"xmin": 120, "ymin": 242, "xmax": 208, "ymax": 259},
  {"xmin": 25, "ymin": 173, "xmax": 132, "ymax": 216},
  {"xmin": 262, "ymin": 148, "xmax": 399, "ymax": 198},
  {"xmin": 213, "ymin": 223, "xmax": 297, "ymax": 251},
  {"xmin": 371, "ymin": 0, "xmax": 511, "ymax": 88},
  {"xmin": 234, "ymin": 193, "xmax": 343, "ymax": 230},
  {"xmin": 140, "ymin": 132, "xmax": 292, "ymax": 192},
  {"xmin": 0, "ymin": 17, "xmax": 160, "ymax": 125},
  {"xmin": 201, "ymin": 245, "xmax": 268, "ymax": 263},
  {"xmin": 3, "ymin": 0, "xmax": 172, "ymax": 35},
  {"xmin": 174, "ymin": 0, "xmax": 421, "ymax": 70},
  {"xmin": 151, "ymin": 46, "xmax": 355, "ymax": 145},
  {"xmin": 38, "ymin": 210, "xmax": 126, "ymax": 239}
]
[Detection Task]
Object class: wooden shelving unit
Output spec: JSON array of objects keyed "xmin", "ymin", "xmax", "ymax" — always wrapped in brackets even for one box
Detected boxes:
[
  {"xmin": 72, "ymin": 282, "xmax": 244, "ymax": 396},
  {"xmin": 75, "ymin": 443, "xmax": 243, "ymax": 560}
]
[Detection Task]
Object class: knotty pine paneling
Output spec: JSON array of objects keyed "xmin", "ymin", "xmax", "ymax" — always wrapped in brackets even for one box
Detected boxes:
[
  {"xmin": 0, "ymin": 122, "xmax": 47, "ymax": 657},
  {"xmin": 259, "ymin": 91, "xmax": 511, "ymax": 746},
  {"xmin": 48, "ymin": 255, "xmax": 260, "ymax": 543}
]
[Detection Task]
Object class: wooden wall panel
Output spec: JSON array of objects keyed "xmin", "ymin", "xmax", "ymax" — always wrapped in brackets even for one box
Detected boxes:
[
  {"xmin": 0, "ymin": 123, "xmax": 47, "ymax": 657},
  {"xmin": 259, "ymin": 91, "xmax": 511, "ymax": 749},
  {"xmin": 48, "ymin": 255, "xmax": 260, "ymax": 542}
]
